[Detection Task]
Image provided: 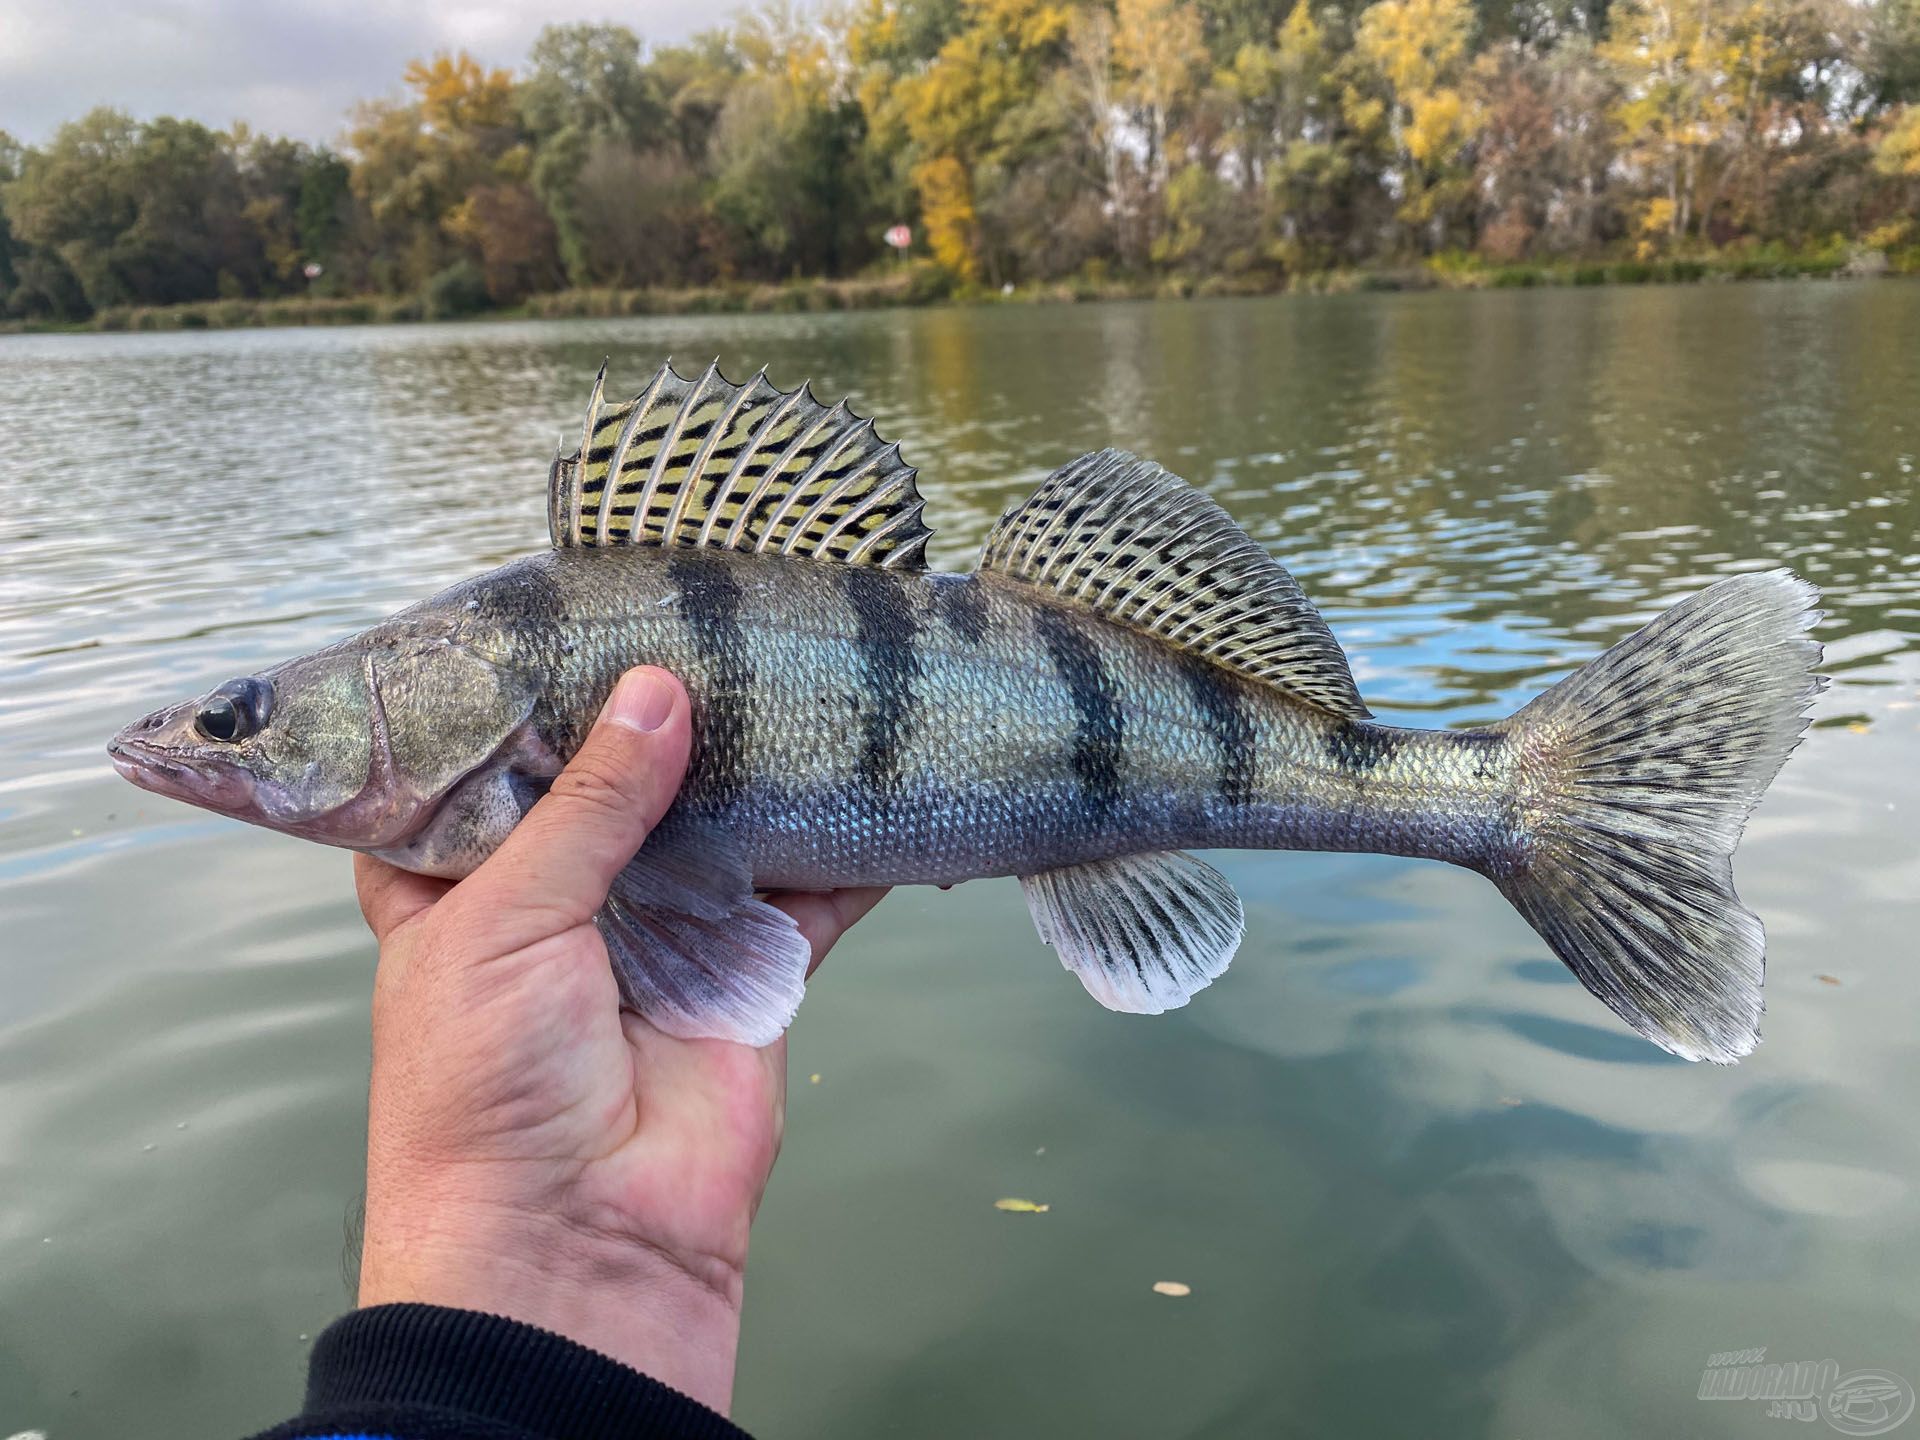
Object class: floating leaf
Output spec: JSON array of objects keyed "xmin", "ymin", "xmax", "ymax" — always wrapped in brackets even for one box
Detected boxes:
[
  {"xmin": 1847, "ymin": 723, "xmax": 1871, "ymax": 734},
  {"xmin": 1817, "ymin": 974, "xmax": 1842, "ymax": 986},
  {"xmin": 994, "ymin": 1197, "xmax": 1050, "ymax": 1213},
  {"xmin": 1152, "ymin": 1281, "xmax": 1192, "ymax": 1297},
  {"xmin": 808, "ymin": 1073, "xmax": 821, "ymax": 1084}
]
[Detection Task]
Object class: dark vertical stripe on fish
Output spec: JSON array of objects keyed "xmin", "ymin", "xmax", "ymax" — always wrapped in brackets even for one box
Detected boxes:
[
  {"xmin": 668, "ymin": 550, "xmax": 752, "ymax": 804},
  {"xmin": 1031, "ymin": 604, "xmax": 1123, "ymax": 819},
  {"xmin": 1326, "ymin": 718, "xmax": 1400, "ymax": 774},
  {"xmin": 840, "ymin": 566, "xmax": 921, "ymax": 794},
  {"xmin": 1177, "ymin": 653, "xmax": 1256, "ymax": 805},
  {"xmin": 930, "ymin": 573, "xmax": 991, "ymax": 645}
]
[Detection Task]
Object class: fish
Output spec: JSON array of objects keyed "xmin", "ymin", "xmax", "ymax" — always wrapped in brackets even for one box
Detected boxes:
[{"xmin": 109, "ymin": 360, "xmax": 1825, "ymax": 1061}]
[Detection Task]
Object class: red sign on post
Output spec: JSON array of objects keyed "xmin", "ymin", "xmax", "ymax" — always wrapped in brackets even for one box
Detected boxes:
[{"xmin": 883, "ymin": 225, "xmax": 912, "ymax": 251}]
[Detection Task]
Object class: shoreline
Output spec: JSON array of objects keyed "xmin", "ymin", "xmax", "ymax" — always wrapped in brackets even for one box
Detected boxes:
[{"xmin": 4, "ymin": 249, "xmax": 1910, "ymax": 336}]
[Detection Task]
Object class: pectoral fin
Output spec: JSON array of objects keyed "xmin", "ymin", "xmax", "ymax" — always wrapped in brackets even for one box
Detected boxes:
[
  {"xmin": 597, "ymin": 818, "xmax": 810, "ymax": 1046},
  {"xmin": 1020, "ymin": 850, "xmax": 1245, "ymax": 1014}
]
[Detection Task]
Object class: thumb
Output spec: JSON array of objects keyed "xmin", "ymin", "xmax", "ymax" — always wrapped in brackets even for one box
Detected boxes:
[{"xmin": 450, "ymin": 667, "xmax": 692, "ymax": 952}]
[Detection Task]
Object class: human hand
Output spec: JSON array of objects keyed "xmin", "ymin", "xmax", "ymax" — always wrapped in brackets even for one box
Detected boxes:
[{"xmin": 350, "ymin": 666, "xmax": 885, "ymax": 1413}]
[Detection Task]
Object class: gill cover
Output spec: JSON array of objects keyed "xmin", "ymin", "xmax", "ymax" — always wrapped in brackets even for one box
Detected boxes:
[{"xmin": 344, "ymin": 638, "xmax": 542, "ymax": 846}]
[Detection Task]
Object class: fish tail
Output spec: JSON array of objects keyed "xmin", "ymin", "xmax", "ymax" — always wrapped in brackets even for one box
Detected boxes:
[{"xmin": 1491, "ymin": 570, "xmax": 1824, "ymax": 1063}]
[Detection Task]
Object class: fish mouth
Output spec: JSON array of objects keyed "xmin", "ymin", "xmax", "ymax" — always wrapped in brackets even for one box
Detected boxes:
[{"xmin": 107, "ymin": 733, "xmax": 258, "ymax": 815}]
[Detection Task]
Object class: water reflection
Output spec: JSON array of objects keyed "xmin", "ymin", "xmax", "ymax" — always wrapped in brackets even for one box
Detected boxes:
[{"xmin": 0, "ymin": 285, "xmax": 1916, "ymax": 1438}]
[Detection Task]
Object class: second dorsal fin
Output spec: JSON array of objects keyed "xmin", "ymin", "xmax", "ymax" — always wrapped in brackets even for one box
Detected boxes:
[
  {"xmin": 548, "ymin": 360, "xmax": 933, "ymax": 569},
  {"xmin": 979, "ymin": 450, "xmax": 1369, "ymax": 718}
]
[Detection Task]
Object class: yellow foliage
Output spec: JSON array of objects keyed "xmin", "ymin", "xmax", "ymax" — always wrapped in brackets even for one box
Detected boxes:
[
  {"xmin": 403, "ymin": 52, "xmax": 515, "ymax": 135},
  {"xmin": 1406, "ymin": 87, "xmax": 1468, "ymax": 166},
  {"xmin": 1279, "ymin": 0, "xmax": 1325, "ymax": 65},
  {"xmin": 1599, "ymin": 0, "xmax": 1776, "ymax": 240},
  {"xmin": 1355, "ymin": 0, "xmax": 1473, "ymax": 103},
  {"xmin": 971, "ymin": 0, "xmax": 1071, "ymax": 53},
  {"xmin": 1876, "ymin": 107, "xmax": 1920, "ymax": 177},
  {"xmin": 1352, "ymin": 0, "xmax": 1478, "ymax": 217},
  {"xmin": 914, "ymin": 154, "xmax": 979, "ymax": 280},
  {"xmin": 878, "ymin": 0, "xmax": 1072, "ymax": 277},
  {"xmin": 732, "ymin": 3, "xmax": 836, "ymax": 104},
  {"xmin": 845, "ymin": 0, "xmax": 898, "ymax": 64},
  {"xmin": 1114, "ymin": 0, "xmax": 1208, "ymax": 112},
  {"xmin": 444, "ymin": 194, "xmax": 482, "ymax": 247},
  {"xmin": 1864, "ymin": 219, "xmax": 1914, "ymax": 249}
]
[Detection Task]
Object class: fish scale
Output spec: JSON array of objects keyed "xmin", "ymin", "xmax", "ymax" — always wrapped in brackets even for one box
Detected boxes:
[
  {"xmin": 481, "ymin": 550, "xmax": 1506, "ymax": 884},
  {"xmin": 111, "ymin": 360, "xmax": 1824, "ymax": 1063}
]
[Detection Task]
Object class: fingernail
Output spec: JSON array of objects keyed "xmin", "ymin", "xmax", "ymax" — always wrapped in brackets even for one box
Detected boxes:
[{"xmin": 605, "ymin": 670, "xmax": 675, "ymax": 733}]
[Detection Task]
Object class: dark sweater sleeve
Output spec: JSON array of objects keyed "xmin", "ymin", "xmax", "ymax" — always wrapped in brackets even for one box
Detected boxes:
[{"xmin": 246, "ymin": 1303, "xmax": 753, "ymax": 1440}]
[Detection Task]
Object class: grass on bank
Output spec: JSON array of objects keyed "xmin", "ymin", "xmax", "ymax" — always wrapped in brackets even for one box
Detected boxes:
[{"xmin": 9, "ymin": 243, "xmax": 1918, "ymax": 335}]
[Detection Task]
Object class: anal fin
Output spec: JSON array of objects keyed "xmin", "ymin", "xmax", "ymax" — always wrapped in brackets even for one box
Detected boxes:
[
  {"xmin": 597, "ymin": 816, "xmax": 809, "ymax": 1046},
  {"xmin": 1020, "ymin": 850, "xmax": 1245, "ymax": 1014}
]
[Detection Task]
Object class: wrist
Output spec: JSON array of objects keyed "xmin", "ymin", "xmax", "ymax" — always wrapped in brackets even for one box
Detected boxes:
[{"xmin": 358, "ymin": 1191, "xmax": 746, "ymax": 1413}]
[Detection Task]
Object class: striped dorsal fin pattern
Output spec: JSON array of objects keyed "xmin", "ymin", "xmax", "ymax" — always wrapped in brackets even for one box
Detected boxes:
[
  {"xmin": 979, "ymin": 449, "xmax": 1370, "ymax": 719},
  {"xmin": 547, "ymin": 360, "xmax": 933, "ymax": 569}
]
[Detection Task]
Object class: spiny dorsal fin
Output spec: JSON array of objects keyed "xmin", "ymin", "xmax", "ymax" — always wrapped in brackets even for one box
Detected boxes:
[
  {"xmin": 979, "ymin": 450, "xmax": 1369, "ymax": 718},
  {"xmin": 548, "ymin": 360, "xmax": 933, "ymax": 569}
]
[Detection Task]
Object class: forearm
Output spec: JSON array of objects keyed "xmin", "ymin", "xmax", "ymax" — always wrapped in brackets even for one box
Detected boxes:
[{"xmin": 247, "ymin": 1303, "xmax": 751, "ymax": 1440}]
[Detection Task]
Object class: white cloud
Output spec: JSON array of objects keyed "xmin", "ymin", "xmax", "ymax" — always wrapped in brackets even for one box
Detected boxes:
[{"xmin": 0, "ymin": 0, "xmax": 725, "ymax": 145}]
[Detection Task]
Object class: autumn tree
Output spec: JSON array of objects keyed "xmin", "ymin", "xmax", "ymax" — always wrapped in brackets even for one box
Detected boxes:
[
  {"xmin": 856, "ymin": 0, "xmax": 1073, "ymax": 280},
  {"xmin": 1351, "ymin": 0, "xmax": 1482, "ymax": 248},
  {"xmin": 6, "ymin": 0, "xmax": 1920, "ymax": 316},
  {"xmin": 348, "ymin": 51, "xmax": 528, "ymax": 291},
  {"xmin": 1115, "ymin": 0, "xmax": 1211, "ymax": 209},
  {"xmin": 1471, "ymin": 36, "xmax": 1616, "ymax": 256},
  {"xmin": 1601, "ymin": 0, "xmax": 1729, "ymax": 244}
]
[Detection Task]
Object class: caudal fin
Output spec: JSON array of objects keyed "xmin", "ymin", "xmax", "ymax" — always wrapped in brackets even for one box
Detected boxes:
[{"xmin": 1495, "ymin": 571, "xmax": 1824, "ymax": 1063}]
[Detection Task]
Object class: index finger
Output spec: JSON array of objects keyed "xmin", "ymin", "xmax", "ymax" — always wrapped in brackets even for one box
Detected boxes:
[
  {"xmin": 766, "ymin": 886, "xmax": 889, "ymax": 976},
  {"xmin": 353, "ymin": 853, "xmax": 452, "ymax": 943}
]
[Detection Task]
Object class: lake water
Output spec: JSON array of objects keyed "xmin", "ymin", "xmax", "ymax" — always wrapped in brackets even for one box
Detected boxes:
[{"xmin": 2, "ymin": 285, "xmax": 1916, "ymax": 1438}]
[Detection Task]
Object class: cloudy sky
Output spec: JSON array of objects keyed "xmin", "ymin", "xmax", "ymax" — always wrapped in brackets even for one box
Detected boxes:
[{"xmin": 0, "ymin": 0, "xmax": 716, "ymax": 145}]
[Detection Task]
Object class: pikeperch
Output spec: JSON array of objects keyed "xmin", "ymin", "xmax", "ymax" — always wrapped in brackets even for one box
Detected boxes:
[{"xmin": 109, "ymin": 361, "xmax": 1824, "ymax": 1061}]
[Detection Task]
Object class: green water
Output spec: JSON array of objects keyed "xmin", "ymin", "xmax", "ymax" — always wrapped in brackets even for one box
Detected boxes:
[{"xmin": 2, "ymin": 286, "xmax": 1917, "ymax": 1439}]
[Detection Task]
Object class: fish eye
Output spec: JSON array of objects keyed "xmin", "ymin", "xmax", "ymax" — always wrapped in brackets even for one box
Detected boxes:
[{"xmin": 194, "ymin": 677, "xmax": 273, "ymax": 744}]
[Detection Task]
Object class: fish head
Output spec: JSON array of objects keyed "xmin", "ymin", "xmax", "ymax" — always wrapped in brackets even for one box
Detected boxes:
[{"xmin": 108, "ymin": 614, "xmax": 542, "ymax": 851}]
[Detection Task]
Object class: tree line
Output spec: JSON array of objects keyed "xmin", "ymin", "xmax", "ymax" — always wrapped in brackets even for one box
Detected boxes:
[{"xmin": 3, "ymin": 0, "xmax": 1920, "ymax": 321}]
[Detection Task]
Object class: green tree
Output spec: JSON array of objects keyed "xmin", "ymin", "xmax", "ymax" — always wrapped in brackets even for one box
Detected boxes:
[
  {"xmin": 0, "ymin": 132, "xmax": 21, "ymax": 314},
  {"xmin": 1, "ymin": 109, "xmax": 268, "ymax": 310},
  {"xmin": 294, "ymin": 152, "xmax": 354, "ymax": 279},
  {"xmin": 708, "ymin": 5, "xmax": 884, "ymax": 277},
  {"xmin": 519, "ymin": 23, "xmax": 669, "ymax": 283}
]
